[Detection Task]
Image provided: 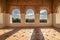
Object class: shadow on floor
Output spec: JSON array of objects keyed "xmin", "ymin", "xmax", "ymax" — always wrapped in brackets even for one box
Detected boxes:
[
  {"xmin": 0, "ymin": 27, "xmax": 60, "ymax": 40},
  {"xmin": 31, "ymin": 28, "xmax": 45, "ymax": 40},
  {"xmin": 54, "ymin": 27, "xmax": 60, "ymax": 33},
  {"xmin": 0, "ymin": 28, "xmax": 21, "ymax": 40}
]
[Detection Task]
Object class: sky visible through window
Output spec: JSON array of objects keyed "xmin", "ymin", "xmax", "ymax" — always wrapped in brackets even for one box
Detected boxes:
[
  {"xmin": 12, "ymin": 9, "xmax": 21, "ymax": 19},
  {"xmin": 12, "ymin": 9, "xmax": 47, "ymax": 19},
  {"xmin": 26, "ymin": 9, "xmax": 35, "ymax": 19},
  {"xmin": 40, "ymin": 10, "xmax": 48, "ymax": 19}
]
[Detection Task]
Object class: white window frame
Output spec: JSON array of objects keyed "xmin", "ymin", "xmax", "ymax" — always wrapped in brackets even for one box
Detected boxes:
[
  {"xmin": 25, "ymin": 9, "xmax": 35, "ymax": 24},
  {"xmin": 10, "ymin": 9, "xmax": 21, "ymax": 24},
  {"xmin": 39, "ymin": 9, "xmax": 48, "ymax": 24}
]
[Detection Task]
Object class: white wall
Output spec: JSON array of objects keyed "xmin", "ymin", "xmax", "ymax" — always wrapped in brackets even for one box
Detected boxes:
[
  {"xmin": 0, "ymin": 13, "xmax": 3, "ymax": 24},
  {"xmin": 56, "ymin": 6, "xmax": 60, "ymax": 24},
  {"xmin": 4, "ymin": 13, "xmax": 52, "ymax": 27},
  {"xmin": 0, "ymin": 7, "xmax": 4, "ymax": 28},
  {"xmin": 54, "ymin": 6, "xmax": 60, "ymax": 28}
]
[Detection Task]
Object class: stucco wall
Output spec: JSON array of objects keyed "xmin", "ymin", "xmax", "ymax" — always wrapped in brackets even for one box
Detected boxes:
[
  {"xmin": 56, "ymin": 6, "xmax": 60, "ymax": 24},
  {"xmin": 54, "ymin": 6, "xmax": 60, "ymax": 28},
  {"xmin": 0, "ymin": 13, "xmax": 3, "ymax": 24},
  {"xmin": 0, "ymin": 7, "xmax": 4, "ymax": 28},
  {"xmin": 4, "ymin": 13, "xmax": 52, "ymax": 27}
]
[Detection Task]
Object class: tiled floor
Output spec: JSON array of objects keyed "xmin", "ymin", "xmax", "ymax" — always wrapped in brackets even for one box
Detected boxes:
[{"xmin": 0, "ymin": 27, "xmax": 60, "ymax": 40}]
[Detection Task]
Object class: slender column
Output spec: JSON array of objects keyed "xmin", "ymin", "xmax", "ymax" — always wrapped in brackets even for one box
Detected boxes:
[
  {"xmin": 35, "ymin": 14, "xmax": 39, "ymax": 26},
  {"xmin": 21, "ymin": 14, "xmax": 25, "ymax": 26}
]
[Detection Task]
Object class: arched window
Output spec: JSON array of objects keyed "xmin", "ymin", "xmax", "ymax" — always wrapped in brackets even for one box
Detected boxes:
[
  {"xmin": 12, "ymin": 9, "xmax": 21, "ymax": 23},
  {"xmin": 25, "ymin": 9, "xmax": 35, "ymax": 23},
  {"xmin": 40, "ymin": 10, "xmax": 48, "ymax": 23}
]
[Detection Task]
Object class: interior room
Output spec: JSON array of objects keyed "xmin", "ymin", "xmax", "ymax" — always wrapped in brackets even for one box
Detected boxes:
[{"xmin": 0, "ymin": 0, "xmax": 60, "ymax": 40}]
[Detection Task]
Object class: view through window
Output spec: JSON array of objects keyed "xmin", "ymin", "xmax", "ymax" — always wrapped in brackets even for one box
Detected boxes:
[
  {"xmin": 25, "ymin": 9, "xmax": 35, "ymax": 23},
  {"xmin": 40, "ymin": 10, "xmax": 48, "ymax": 23},
  {"xmin": 12, "ymin": 9, "xmax": 21, "ymax": 23}
]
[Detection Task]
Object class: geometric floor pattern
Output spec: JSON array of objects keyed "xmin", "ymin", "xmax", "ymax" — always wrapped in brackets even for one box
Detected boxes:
[{"xmin": 0, "ymin": 27, "xmax": 60, "ymax": 40}]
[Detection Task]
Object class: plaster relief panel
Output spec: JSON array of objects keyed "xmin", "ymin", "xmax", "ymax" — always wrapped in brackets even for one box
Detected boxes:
[{"xmin": 56, "ymin": 6, "xmax": 60, "ymax": 24}]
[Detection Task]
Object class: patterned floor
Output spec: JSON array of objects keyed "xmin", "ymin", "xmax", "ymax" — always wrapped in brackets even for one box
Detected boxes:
[{"xmin": 0, "ymin": 27, "xmax": 60, "ymax": 40}]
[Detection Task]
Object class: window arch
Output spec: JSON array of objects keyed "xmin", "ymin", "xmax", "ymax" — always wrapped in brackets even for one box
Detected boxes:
[
  {"xmin": 12, "ymin": 9, "xmax": 21, "ymax": 23},
  {"xmin": 40, "ymin": 10, "xmax": 48, "ymax": 23},
  {"xmin": 25, "ymin": 9, "xmax": 35, "ymax": 23}
]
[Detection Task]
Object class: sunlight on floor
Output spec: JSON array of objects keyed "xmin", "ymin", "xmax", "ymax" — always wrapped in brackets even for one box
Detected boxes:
[{"xmin": 0, "ymin": 28, "xmax": 60, "ymax": 40}]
